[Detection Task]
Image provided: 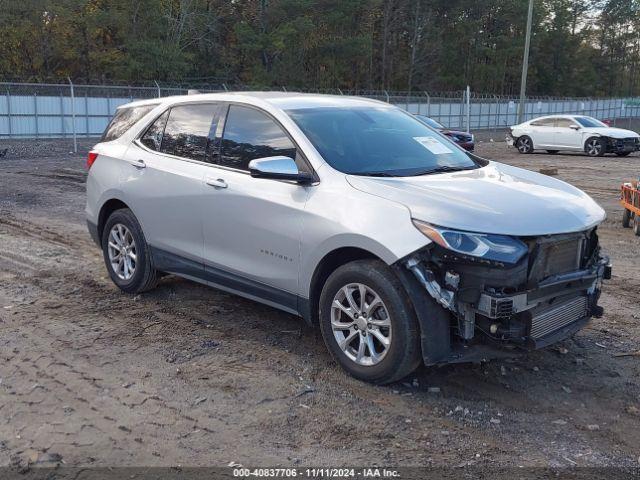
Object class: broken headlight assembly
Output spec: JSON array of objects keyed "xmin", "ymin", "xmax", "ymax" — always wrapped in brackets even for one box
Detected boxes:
[{"xmin": 411, "ymin": 219, "xmax": 528, "ymax": 265}]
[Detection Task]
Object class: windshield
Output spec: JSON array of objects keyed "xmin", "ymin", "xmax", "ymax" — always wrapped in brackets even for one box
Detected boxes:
[
  {"xmin": 575, "ymin": 116, "xmax": 607, "ymax": 128},
  {"xmin": 286, "ymin": 106, "xmax": 478, "ymax": 176},
  {"xmin": 415, "ymin": 115, "xmax": 445, "ymax": 129}
]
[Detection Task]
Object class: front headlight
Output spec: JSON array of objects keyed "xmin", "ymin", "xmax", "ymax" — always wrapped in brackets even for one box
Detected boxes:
[{"xmin": 412, "ymin": 220, "xmax": 528, "ymax": 264}]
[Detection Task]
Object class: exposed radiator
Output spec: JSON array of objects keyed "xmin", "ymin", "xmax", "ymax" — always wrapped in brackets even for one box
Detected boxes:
[
  {"xmin": 529, "ymin": 236, "xmax": 583, "ymax": 281},
  {"xmin": 530, "ymin": 296, "xmax": 588, "ymax": 339}
]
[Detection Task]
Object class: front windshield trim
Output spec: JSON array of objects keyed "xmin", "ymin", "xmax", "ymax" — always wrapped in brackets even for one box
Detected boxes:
[{"xmin": 285, "ymin": 105, "xmax": 479, "ymax": 177}]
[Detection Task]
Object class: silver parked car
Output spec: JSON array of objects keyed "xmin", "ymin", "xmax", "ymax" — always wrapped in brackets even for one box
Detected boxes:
[{"xmin": 86, "ymin": 92, "xmax": 611, "ymax": 384}]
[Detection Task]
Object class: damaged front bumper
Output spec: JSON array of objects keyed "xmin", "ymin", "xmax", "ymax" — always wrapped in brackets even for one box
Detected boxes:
[{"xmin": 396, "ymin": 229, "xmax": 612, "ymax": 365}]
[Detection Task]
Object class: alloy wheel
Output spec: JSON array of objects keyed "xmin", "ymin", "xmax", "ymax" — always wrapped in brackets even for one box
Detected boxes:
[
  {"xmin": 517, "ymin": 137, "xmax": 531, "ymax": 153},
  {"xmin": 586, "ymin": 139, "xmax": 602, "ymax": 156},
  {"xmin": 107, "ymin": 223, "xmax": 137, "ymax": 280},
  {"xmin": 331, "ymin": 283, "xmax": 392, "ymax": 366}
]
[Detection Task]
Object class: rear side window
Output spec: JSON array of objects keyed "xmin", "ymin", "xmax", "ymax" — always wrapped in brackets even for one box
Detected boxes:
[
  {"xmin": 102, "ymin": 105, "xmax": 157, "ymax": 142},
  {"xmin": 160, "ymin": 104, "xmax": 219, "ymax": 162},
  {"xmin": 219, "ymin": 105, "xmax": 297, "ymax": 171},
  {"xmin": 530, "ymin": 118, "xmax": 555, "ymax": 127}
]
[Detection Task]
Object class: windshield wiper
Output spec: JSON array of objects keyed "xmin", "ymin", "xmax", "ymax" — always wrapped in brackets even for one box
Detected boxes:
[
  {"xmin": 415, "ymin": 165, "xmax": 476, "ymax": 176},
  {"xmin": 356, "ymin": 171, "xmax": 401, "ymax": 177},
  {"xmin": 354, "ymin": 165, "xmax": 477, "ymax": 177}
]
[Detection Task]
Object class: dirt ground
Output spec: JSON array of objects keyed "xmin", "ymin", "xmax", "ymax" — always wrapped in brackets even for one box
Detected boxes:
[{"xmin": 1, "ymin": 136, "xmax": 640, "ymax": 471}]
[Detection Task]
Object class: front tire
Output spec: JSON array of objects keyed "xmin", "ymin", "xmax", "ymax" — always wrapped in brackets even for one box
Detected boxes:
[
  {"xmin": 623, "ymin": 208, "xmax": 632, "ymax": 228},
  {"xmin": 635, "ymin": 215, "xmax": 640, "ymax": 236},
  {"xmin": 101, "ymin": 208, "xmax": 158, "ymax": 294},
  {"xmin": 516, "ymin": 136, "xmax": 534, "ymax": 154},
  {"xmin": 319, "ymin": 260, "xmax": 421, "ymax": 384},
  {"xmin": 585, "ymin": 137, "xmax": 606, "ymax": 157}
]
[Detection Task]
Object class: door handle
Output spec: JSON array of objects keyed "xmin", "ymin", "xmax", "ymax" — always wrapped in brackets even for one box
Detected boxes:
[
  {"xmin": 131, "ymin": 159, "xmax": 146, "ymax": 169},
  {"xmin": 205, "ymin": 177, "xmax": 228, "ymax": 189}
]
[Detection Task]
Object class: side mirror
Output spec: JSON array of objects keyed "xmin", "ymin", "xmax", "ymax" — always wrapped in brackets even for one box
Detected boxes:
[
  {"xmin": 248, "ymin": 156, "xmax": 314, "ymax": 184},
  {"xmin": 570, "ymin": 124, "xmax": 580, "ymax": 130}
]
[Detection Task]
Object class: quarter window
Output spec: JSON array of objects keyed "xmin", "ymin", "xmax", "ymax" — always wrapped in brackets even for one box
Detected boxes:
[
  {"xmin": 219, "ymin": 105, "xmax": 297, "ymax": 171},
  {"xmin": 161, "ymin": 104, "xmax": 219, "ymax": 162},
  {"xmin": 140, "ymin": 110, "xmax": 169, "ymax": 151},
  {"xmin": 102, "ymin": 104, "xmax": 157, "ymax": 142}
]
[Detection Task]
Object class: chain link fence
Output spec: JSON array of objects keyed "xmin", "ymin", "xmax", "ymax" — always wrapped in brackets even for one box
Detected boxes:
[{"xmin": 1, "ymin": 81, "xmax": 640, "ymax": 152}]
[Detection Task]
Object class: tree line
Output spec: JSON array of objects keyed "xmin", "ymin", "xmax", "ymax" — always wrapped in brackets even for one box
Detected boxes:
[{"xmin": 0, "ymin": 0, "xmax": 639, "ymax": 96}]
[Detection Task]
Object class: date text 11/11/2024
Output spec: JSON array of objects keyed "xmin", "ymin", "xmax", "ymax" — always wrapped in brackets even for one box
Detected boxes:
[{"xmin": 232, "ymin": 467, "xmax": 401, "ymax": 478}]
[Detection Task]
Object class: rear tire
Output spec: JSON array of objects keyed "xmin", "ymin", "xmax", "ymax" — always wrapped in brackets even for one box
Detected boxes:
[
  {"xmin": 585, "ymin": 137, "xmax": 606, "ymax": 157},
  {"xmin": 623, "ymin": 208, "xmax": 632, "ymax": 228},
  {"xmin": 546, "ymin": 150, "xmax": 559, "ymax": 154},
  {"xmin": 319, "ymin": 259, "xmax": 421, "ymax": 385},
  {"xmin": 102, "ymin": 208, "xmax": 158, "ymax": 294},
  {"xmin": 516, "ymin": 136, "xmax": 534, "ymax": 154},
  {"xmin": 634, "ymin": 215, "xmax": 640, "ymax": 236}
]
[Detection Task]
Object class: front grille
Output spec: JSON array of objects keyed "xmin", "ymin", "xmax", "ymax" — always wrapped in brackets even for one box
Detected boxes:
[
  {"xmin": 529, "ymin": 236, "xmax": 582, "ymax": 281},
  {"xmin": 617, "ymin": 138, "xmax": 638, "ymax": 150},
  {"xmin": 530, "ymin": 296, "xmax": 588, "ymax": 339}
]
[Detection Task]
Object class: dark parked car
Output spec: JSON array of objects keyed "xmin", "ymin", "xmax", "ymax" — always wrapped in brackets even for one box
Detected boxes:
[{"xmin": 414, "ymin": 114, "xmax": 475, "ymax": 151}]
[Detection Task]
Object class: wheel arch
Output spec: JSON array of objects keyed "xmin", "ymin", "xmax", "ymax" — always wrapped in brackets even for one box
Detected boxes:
[
  {"xmin": 97, "ymin": 198, "xmax": 131, "ymax": 242},
  {"xmin": 303, "ymin": 247, "xmax": 384, "ymax": 326},
  {"xmin": 516, "ymin": 134, "xmax": 533, "ymax": 153},
  {"xmin": 584, "ymin": 134, "xmax": 605, "ymax": 146}
]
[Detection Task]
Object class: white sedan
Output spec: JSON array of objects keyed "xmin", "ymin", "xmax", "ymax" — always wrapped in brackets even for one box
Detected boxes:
[{"xmin": 508, "ymin": 115, "xmax": 640, "ymax": 157}]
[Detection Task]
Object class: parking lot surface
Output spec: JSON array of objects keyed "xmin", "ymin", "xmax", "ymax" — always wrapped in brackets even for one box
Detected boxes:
[{"xmin": 1, "ymin": 137, "xmax": 639, "ymax": 469}]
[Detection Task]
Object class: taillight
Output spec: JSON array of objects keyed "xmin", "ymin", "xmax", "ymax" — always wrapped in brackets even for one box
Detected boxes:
[{"xmin": 86, "ymin": 151, "xmax": 98, "ymax": 170}]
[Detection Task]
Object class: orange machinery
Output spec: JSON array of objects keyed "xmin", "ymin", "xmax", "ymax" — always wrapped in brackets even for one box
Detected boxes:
[{"xmin": 621, "ymin": 181, "xmax": 640, "ymax": 235}]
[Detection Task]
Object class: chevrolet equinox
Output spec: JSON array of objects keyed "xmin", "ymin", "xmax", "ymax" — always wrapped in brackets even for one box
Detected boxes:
[{"xmin": 86, "ymin": 92, "xmax": 611, "ymax": 384}]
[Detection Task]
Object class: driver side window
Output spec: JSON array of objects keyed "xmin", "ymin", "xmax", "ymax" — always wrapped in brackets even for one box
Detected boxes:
[
  {"xmin": 556, "ymin": 118, "xmax": 578, "ymax": 128},
  {"xmin": 219, "ymin": 105, "xmax": 297, "ymax": 171}
]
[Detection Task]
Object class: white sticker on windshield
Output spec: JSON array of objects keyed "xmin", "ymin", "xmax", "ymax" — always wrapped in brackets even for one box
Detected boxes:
[{"xmin": 413, "ymin": 136, "xmax": 453, "ymax": 155}]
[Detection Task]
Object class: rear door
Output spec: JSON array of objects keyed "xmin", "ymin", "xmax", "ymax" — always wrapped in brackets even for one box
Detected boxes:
[
  {"xmin": 201, "ymin": 103, "xmax": 312, "ymax": 311},
  {"xmin": 121, "ymin": 103, "xmax": 221, "ymax": 272},
  {"xmin": 528, "ymin": 117, "xmax": 556, "ymax": 147}
]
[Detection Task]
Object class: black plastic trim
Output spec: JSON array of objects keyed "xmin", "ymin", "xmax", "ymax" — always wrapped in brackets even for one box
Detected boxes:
[
  {"xmin": 202, "ymin": 262, "xmax": 298, "ymax": 313},
  {"xmin": 152, "ymin": 247, "xmax": 203, "ymax": 278},
  {"xmin": 87, "ymin": 220, "xmax": 100, "ymax": 246},
  {"xmin": 149, "ymin": 246, "xmax": 304, "ymax": 318},
  {"xmin": 393, "ymin": 264, "xmax": 452, "ymax": 365}
]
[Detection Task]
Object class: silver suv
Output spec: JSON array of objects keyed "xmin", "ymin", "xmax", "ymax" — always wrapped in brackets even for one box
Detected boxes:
[{"xmin": 86, "ymin": 92, "xmax": 611, "ymax": 384}]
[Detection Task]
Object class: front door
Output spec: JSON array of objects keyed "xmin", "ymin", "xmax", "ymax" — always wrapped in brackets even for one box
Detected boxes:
[
  {"xmin": 201, "ymin": 104, "xmax": 311, "ymax": 311},
  {"xmin": 553, "ymin": 117, "xmax": 583, "ymax": 149}
]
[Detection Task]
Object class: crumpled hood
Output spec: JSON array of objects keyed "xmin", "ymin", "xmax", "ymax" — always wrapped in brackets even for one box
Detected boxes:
[
  {"xmin": 347, "ymin": 162, "xmax": 606, "ymax": 236},
  {"xmin": 584, "ymin": 127, "xmax": 639, "ymax": 138}
]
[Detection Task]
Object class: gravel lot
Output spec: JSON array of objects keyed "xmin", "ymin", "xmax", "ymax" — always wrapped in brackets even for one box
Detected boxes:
[{"xmin": 1, "ymin": 136, "xmax": 639, "ymax": 471}]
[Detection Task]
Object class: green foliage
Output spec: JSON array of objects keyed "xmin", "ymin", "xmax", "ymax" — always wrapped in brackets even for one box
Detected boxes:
[{"xmin": 0, "ymin": 0, "xmax": 639, "ymax": 96}]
